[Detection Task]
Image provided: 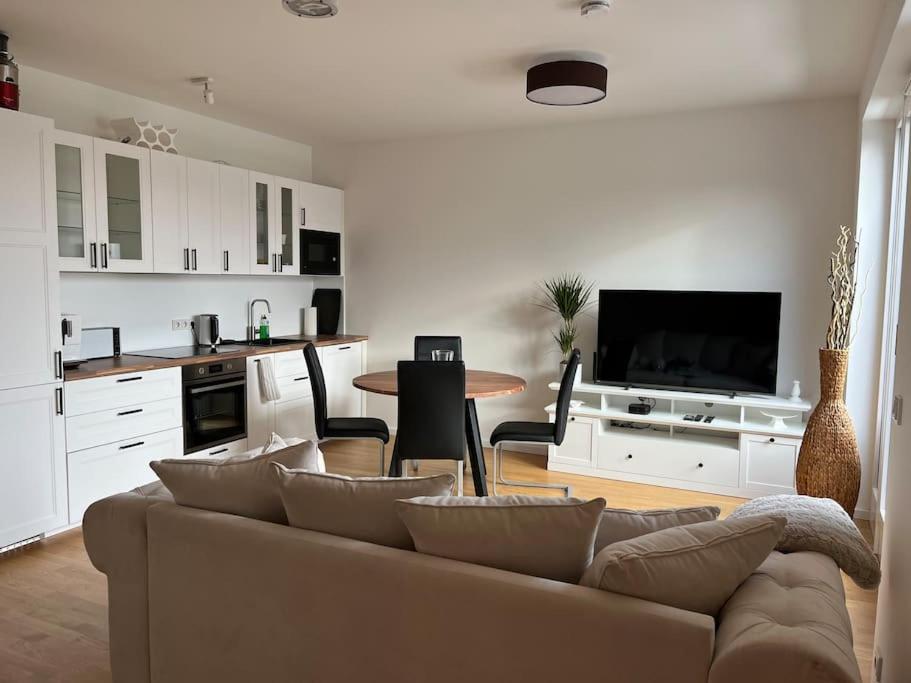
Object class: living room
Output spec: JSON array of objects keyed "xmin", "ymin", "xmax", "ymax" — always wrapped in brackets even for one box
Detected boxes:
[{"xmin": 1, "ymin": 1, "xmax": 910, "ymax": 682}]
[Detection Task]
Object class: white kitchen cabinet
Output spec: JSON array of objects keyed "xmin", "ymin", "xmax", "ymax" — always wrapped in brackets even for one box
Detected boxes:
[
  {"xmin": 64, "ymin": 367, "xmax": 181, "ymax": 417},
  {"xmin": 218, "ymin": 164, "xmax": 250, "ymax": 274},
  {"xmin": 548, "ymin": 416, "xmax": 595, "ymax": 468},
  {"xmin": 0, "ymin": 384, "xmax": 67, "ymax": 548},
  {"xmin": 186, "ymin": 158, "xmax": 221, "ymax": 274},
  {"xmin": 51, "ymin": 130, "xmax": 98, "ymax": 272},
  {"xmin": 274, "ymin": 397, "xmax": 316, "ymax": 442},
  {"xmin": 67, "ymin": 427, "xmax": 182, "ymax": 523},
  {"xmin": 65, "ymin": 396, "xmax": 183, "ymax": 453},
  {"xmin": 275, "ymin": 176, "xmax": 300, "ymax": 276},
  {"xmin": 300, "ymin": 181, "xmax": 343, "ymax": 233},
  {"xmin": 249, "ymin": 172, "xmax": 276, "ymax": 275},
  {"xmin": 322, "ymin": 342, "xmax": 364, "ymax": 418},
  {"xmin": 0, "ymin": 110, "xmax": 63, "ymax": 392},
  {"xmin": 94, "ymin": 139, "xmax": 153, "ymax": 272},
  {"xmin": 247, "ymin": 349, "xmax": 322, "ymax": 447},
  {"xmin": 741, "ymin": 434, "xmax": 799, "ymax": 495},
  {"xmin": 150, "ymin": 150, "xmax": 188, "ymax": 273}
]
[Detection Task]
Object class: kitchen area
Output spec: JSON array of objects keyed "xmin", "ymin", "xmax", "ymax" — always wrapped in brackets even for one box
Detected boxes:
[{"xmin": 0, "ymin": 106, "xmax": 366, "ymax": 550}]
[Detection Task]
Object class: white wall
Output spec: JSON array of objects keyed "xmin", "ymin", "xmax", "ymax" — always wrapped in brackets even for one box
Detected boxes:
[
  {"xmin": 60, "ymin": 272, "xmax": 342, "ymax": 352},
  {"xmin": 328, "ymin": 98, "xmax": 859, "ymax": 461},
  {"xmin": 19, "ymin": 65, "xmax": 312, "ymax": 180}
]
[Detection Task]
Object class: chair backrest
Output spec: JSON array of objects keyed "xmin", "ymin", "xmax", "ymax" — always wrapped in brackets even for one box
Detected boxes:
[
  {"xmin": 303, "ymin": 343, "xmax": 328, "ymax": 439},
  {"xmin": 553, "ymin": 349, "xmax": 581, "ymax": 446},
  {"xmin": 396, "ymin": 360, "xmax": 466, "ymax": 462},
  {"xmin": 414, "ymin": 336, "xmax": 463, "ymax": 362}
]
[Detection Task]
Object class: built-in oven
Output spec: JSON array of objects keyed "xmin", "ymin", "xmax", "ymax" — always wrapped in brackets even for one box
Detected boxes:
[
  {"xmin": 300, "ymin": 229, "xmax": 341, "ymax": 275},
  {"xmin": 182, "ymin": 359, "xmax": 246, "ymax": 454}
]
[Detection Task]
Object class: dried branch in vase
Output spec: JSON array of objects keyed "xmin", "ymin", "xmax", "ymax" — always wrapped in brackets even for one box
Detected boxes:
[{"xmin": 825, "ymin": 225, "xmax": 860, "ymax": 350}]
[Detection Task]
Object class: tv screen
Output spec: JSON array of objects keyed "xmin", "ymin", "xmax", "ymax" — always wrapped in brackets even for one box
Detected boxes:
[{"xmin": 595, "ymin": 290, "xmax": 781, "ymax": 395}]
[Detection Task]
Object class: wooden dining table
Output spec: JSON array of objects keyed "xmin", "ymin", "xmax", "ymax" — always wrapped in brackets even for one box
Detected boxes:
[{"xmin": 352, "ymin": 369, "xmax": 527, "ymax": 496}]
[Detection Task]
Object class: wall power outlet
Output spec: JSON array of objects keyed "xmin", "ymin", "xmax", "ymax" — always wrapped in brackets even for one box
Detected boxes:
[{"xmin": 171, "ymin": 319, "xmax": 192, "ymax": 331}]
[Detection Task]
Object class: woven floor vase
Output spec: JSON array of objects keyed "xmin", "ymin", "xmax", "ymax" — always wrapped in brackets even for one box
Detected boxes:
[{"xmin": 795, "ymin": 348, "xmax": 861, "ymax": 516}]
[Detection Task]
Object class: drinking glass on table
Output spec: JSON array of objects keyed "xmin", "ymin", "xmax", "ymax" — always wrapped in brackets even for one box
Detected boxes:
[{"xmin": 431, "ymin": 349, "xmax": 455, "ymax": 361}]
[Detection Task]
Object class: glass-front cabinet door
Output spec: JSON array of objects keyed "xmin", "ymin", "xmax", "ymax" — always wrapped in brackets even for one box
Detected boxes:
[
  {"xmin": 249, "ymin": 171, "xmax": 275, "ymax": 274},
  {"xmin": 51, "ymin": 131, "xmax": 97, "ymax": 272},
  {"xmin": 275, "ymin": 176, "xmax": 299, "ymax": 276},
  {"xmin": 93, "ymin": 139, "xmax": 153, "ymax": 272}
]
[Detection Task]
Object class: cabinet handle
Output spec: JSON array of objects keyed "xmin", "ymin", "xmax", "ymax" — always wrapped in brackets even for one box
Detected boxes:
[
  {"xmin": 698, "ymin": 462, "xmax": 704, "ymax": 468},
  {"xmin": 116, "ymin": 376, "xmax": 143, "ymax": 383},
  {"xmin": 101, "ymin": 243, "xmax": 109, "ymax": 268},
  {"xmin": 55, "ymin": 387, "xmax": 64, "ymax": 416},
  {"xmin": 184, "ymin": 248, "xmax": 190, "ymax": 271},
  {"xmin": 119, "ymin": 441, "xmax": 145, "ymax": 451},
  {"xmin": 293, "ymin": 376, "xmax": 309, "ymax": 382},
  {"xmin": 626, "ymin": 454, "xmax": 633, "ymax": 459},
  {"xmin": 301, "ymin": 207, "xmax": 306, "ymax": 226},
  {"xmin": 54, "ymin": 351, "xmax": 63, "ymax": 379},
  {"xmin": 116, "ymin": 408, "xmax": 143, "ymax": 417},
  {"xmin": 769, "ymin": 437, "xmax": 776, "ymax": 443},
  {"xmin": 339, "ymin": 346, "xmax": 351, "ymax": 350},
  {"xmin": 208, "ymin": 447, "xmax": 230, "ymax": 456},
  {"xmin": 90, "ymin": 242, "xmax": 98, "ymax": 269},
  {"xmin": 224, "ymin": 250, "xmax": 229, "ymax": 272},
  {"xmin": 192, "ymin": 248, "xmax": 198, "ymax": 271},
  {"xmin": 570, "ymin": 416, "xmax": 576, "ymax": 422}
]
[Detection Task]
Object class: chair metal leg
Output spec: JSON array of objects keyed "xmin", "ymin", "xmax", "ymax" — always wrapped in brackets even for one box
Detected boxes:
[
  {"xmin": 410, "ymin": 459, "xmax": 419, "ymax": 473},
  {"xmin": 378, "ymin": 440, "xmax": 386, "ymax": 477},
  {"xmin": 494, "ymin": 441, "xmax": 572, "ymax": 497},
  {"xmin": 456, "ymin": 461, "xmax": 464, "ymax": 496}
]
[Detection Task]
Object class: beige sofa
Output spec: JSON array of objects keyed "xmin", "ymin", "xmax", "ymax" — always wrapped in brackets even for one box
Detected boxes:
[{"xmin": 83, "ymin": 484, "xmax": 862, "ymax": 683}]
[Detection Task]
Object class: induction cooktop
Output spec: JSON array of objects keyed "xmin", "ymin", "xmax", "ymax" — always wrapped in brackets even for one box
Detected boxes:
[{"xmin": 131, "ymin": 345, "xmax": 250, "ymax": 360}]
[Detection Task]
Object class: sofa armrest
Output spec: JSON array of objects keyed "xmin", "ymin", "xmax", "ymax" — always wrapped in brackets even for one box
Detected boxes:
[
  {"xmin": 709, "ymin": 551, "xmax": 861, "ymax": 683},
  {"xmin": 82, "ymin": 483, "xmax": 173, "ymax": 683}
]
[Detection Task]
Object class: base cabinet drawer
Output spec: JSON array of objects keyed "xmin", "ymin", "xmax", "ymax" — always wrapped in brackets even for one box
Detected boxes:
[
  {"xmin": 66, "ymin": 397, "xmax": 183, "ymax": 452},
  {"xmin": 598, "ymin": 435, "xmax": 739, "ymax": 488},
  {"xmin": 65, "ymin": 368, "xmax": 181, "ymax": 416},
  {"xmin": 272, "ymin": 349, "xmax": 309, "ymax": 379},
  {"xmin": 190, "ymin": 438, "xmax": 249, "ymax": 460},
  {"xmin": 67, "ymin": 427, "xmax": 183, "ymax": 523},
  {"xmin": 742, "ymin": 435, "xmax": 798, "ymax": 494},
  {"xmin": 274, "ymin": 396, "xmax": 316, "ymax": 442},
  {"xmin": 549, "ymin": 416, "xmax": 595, "ymax": 466}
]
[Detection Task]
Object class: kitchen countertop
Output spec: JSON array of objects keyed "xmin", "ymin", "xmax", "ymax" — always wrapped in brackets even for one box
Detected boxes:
[{"xmin": 64, "ymin": 334, "xmax": 368, "ymax": 381}]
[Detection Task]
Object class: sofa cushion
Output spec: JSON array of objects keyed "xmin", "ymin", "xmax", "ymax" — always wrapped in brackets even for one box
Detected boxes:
[
  {"xmin": 727, "ymin": 494, "xmax": 880, "ymax": 588},
  {"xmin": 149, "ymin": 441, "xmax": 322, "ymax": 524},
  {"xmin": 396, "ymin": 495, "xmax": 606, "ymax": 582},
  {"xmin": 580, "ymin": 515, "xmax": 785, "ymax": 616},
  {"xmin": 709, "ymin": 551, "xmax": 861, "ymax": 683},
  {"xmin": 595, "ymin": 505, "xmax": 721, "ymax": 553},
  {"xmin": 275, "ymin": 468, "xmax": 455, "ymax": 549}
]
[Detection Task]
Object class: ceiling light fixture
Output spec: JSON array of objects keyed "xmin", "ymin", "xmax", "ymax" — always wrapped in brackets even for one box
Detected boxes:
[
  {"xmin": 580, "ymin": 0, "xmax": 612, "ymax": 16},
  {"xmin": 526, "ymin": 60, "xmax": 607, "ymax": 106},
  {"xmin": 191, "ymin": 77, "xmax": 215, "ymax": 105},
  {"xmin": 282, "ymin": 0, "xmax": 338, "ymax": 18}
]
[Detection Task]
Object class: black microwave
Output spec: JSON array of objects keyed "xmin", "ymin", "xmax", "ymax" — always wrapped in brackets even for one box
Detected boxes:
[{"xmin": 300, "ymin": 229, "xmax": 341, "ymax": 276}]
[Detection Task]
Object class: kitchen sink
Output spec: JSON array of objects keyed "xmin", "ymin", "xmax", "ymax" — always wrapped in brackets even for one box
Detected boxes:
[{"xmin": 244, "ymin": 337, "xmax": 302, "ymax": 347}]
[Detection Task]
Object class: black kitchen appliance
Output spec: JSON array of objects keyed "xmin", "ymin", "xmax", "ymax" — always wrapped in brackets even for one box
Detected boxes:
[
  {"xmin": 300, "ymin": 229, "xmax": 341, "ymax": 275},
  {"xmin": 182, "ymin": 359, "xmax": 247, "ymax": 454},
  {"xmin": 312, "ymin": 288, "xmax": 342, "ymax": 335}
]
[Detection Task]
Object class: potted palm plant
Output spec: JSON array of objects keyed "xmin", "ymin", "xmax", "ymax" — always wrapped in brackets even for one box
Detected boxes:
[{"xmin": 539, "ymin": 273, "xmax": 593, "ymax": 384}]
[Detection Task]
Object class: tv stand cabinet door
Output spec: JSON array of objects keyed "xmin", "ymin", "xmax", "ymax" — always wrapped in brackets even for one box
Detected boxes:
[
  {"xmin": 741, "ymin": 434, "xmax": 799, "ymax": 495},
  {"xmin": 549, "ymin": 416, "xmax": 595, "ymax": 467}
]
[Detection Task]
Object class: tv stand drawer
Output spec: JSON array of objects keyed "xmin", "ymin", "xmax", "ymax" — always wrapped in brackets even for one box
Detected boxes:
[{"xmin": 598, "ymin": 435, "xmax": 739, "ymax": 488}]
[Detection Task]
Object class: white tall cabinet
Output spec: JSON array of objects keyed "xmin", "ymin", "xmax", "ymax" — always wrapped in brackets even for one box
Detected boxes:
[{"xmin": 0, "ymin": 109, "xmax": 68, "ymax": 548}]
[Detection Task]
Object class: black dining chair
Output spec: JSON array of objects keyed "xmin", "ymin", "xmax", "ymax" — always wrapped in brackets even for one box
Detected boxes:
[
  {"xmin": 303, "ymin": 343, "xmax": 390, "ymax": 475},
  {"xmin": 414, "ymin": 336, "xmax": 463, "ymax": 362},
  {"xmin": 393, "ymin": 360, "xmax": 466, "ymax": 495},
  {"xmin": 489, "ymin": 348, "xmax": 580, "ymax": 497}
]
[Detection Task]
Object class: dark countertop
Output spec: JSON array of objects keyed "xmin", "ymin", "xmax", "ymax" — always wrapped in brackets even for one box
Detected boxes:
[{"xmin": 64, "ymin": 334, "xmax": 368, "ymax": 381}]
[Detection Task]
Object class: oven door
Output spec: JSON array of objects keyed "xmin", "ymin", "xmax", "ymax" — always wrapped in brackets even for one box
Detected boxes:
[
  {"xmin": 183, "ymin": 375, "xmax": 247, "ymax": 454},
  {"xmin": 300, "ymin": 229, "xmax": 341, "ymax": 275}
]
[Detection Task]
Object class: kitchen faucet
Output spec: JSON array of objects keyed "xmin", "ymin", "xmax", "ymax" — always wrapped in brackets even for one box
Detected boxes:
[{"xmin": 248, "ymin": 298, "xmax": 272, "ymax": 341}]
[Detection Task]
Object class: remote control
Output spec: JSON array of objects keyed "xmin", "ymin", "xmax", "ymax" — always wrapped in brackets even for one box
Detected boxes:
[
  {"xmin": 704, "ymin": 415, "xmax": 715, "ymax": 424},
  {"xmin": 683, "ymin": 414, "xmax": 695, "ymax": 421},
  {"xmin": 695, "ymin": 414, "xmax": 704, "ymax": 421}
]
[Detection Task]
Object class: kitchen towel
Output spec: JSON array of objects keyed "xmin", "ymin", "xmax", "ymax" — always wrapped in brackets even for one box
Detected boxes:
[{"xmin": 257, "ymin": 356, "xmax": 282, "ymax": 402}]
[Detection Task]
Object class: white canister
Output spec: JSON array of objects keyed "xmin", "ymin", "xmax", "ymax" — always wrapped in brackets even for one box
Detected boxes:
[{"xmin": 303, "ymin": 307, "xmax": 318, "ymax": 336}]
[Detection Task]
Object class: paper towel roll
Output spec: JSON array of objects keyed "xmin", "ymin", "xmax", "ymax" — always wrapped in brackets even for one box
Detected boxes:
[{"xmin": 303, "ymin": 307, "xmax": 318, "ymax": 336}]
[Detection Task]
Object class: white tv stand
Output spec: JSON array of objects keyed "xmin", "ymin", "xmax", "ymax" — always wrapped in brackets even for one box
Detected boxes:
[{"xmin": 545, "ymin": 382, "xmax": 812, "ymax": 499}]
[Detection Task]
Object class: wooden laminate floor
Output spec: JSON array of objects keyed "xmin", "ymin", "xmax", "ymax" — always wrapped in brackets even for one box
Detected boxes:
[{"xmin": 0, "ymin": 440, "xmax": 878, "ymax": 683}]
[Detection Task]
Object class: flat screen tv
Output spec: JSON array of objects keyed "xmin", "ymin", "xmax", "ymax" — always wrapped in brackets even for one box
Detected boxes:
[{"xmin": 595, "ymin": 290, "xmax": 781, "ymax": 395}]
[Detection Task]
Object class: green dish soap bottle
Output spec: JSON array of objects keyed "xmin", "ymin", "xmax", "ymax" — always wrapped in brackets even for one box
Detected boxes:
[{"xmin": 258, "ymin": 313, "xmax": 270, "ymax": 340}]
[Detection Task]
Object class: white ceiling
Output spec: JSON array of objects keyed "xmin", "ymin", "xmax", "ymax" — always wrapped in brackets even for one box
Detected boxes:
[{"xmin": 1, "ymin": 0, "xmax": 884, "ymax": 144}]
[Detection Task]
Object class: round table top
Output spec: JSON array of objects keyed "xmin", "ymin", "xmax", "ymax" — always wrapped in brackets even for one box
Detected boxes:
[{"xmin": 353, "ymin": 369, "xmax": 526, "ymax": 399}]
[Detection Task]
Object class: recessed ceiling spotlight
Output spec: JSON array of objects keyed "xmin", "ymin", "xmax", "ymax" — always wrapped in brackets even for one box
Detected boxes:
[
  {"xmin": 191, "ymin": 77, "xmax": 215, "ymax": 105},
  {"xmin": 282, "ymin": 0, "xmax": 338, "ymax": 18},
  {"xmin": 526, "ymin": 60, "xmax": 607, "ymax": 106},
  {"xmin": 581, "ymin": 0, "xmax": 612, "ymax": 17}
]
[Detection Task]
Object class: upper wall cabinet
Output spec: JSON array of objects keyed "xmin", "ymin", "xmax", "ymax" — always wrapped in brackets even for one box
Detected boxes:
[
  {"xmin": 275, "ymin": 176, "xmax": 300, "ymax": 277},
  {"xmin": 300, "ymin": 181, "xmax": 343, "ymax": 233},
  {"xmin": 186, "ymin": 158, "xmax": 222, "ymax": 274},
  {"xmin": 93, "ymin": 140, "xmax": 153, "ymax": 272},
  {"xmin": 249, "ymin": 171, "xmax": 275, "ymax": 275},
  {"xmin": 218, "ymin": 164, "xmax": 250, "ymax": 275},
  {"xmin": 51, "ymin": 130, "xmax": 98, "ymax": 272}
]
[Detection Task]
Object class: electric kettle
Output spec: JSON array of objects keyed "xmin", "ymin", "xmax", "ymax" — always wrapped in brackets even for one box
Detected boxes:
[{"xmin": 195, "ymin": 314, "xmax": 220, "ymax": 348}]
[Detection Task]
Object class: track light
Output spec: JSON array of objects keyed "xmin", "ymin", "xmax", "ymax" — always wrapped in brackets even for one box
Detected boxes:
[{"xmin": 191, "ymin": 77, "xmax": 215, "ymax": 105}]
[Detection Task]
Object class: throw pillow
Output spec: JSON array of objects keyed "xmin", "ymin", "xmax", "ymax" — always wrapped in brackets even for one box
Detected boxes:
[
  {"xmin": 595, "ymin": 505, "xmax": 721, "ymax": 553},
  {"xmin": 727, "ymin": 494, "xmax": 880, "ymax": 588},
  {"xmin": 396, "ymin": 495, "xmax": 606, "ymax": 582},
  {"xmin": 149, "ymin": 440, "xmax": 322, "ymax": 524},
  {"xmin": 580, "ymin": 515, "xmax": 785, "ymax": 616},
  {"xmin": 274, "ymin": 468, "xmax": 455, "ymax": 549}
]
